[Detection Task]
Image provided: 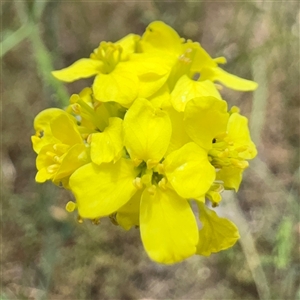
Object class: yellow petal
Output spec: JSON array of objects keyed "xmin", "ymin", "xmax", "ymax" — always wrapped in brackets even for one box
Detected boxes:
[
  {"xmin": 171, "ymin": 75, "xmax": 222, "ymax": 112},
  {"xmin": 189, "ymin": 42, "xmax": 217, "ymax": 72},
  {"xmin": 69, "ymin": 159, "xmax": 138, "ymax": 219},
  {"xmin": 213, "ymin": 56, "xmax": 227, "ymax": 64},
  {"xmin": 125, "ymin": 53, "xmax": 173, "ymax": 99},
  {"xmin": 139, "ymin": 21, "xmax": 182, "ymax": 56},
  {"xmin": 164, "ymin": 142, "xmax": 215, "ymax": 199},
  {"xmin": 32, "ymin": 108, "xmax": 64, "ymax": 153},
  {"xmin": 201, "ymin": 67, "xmax": 258, "ymax": 91},
  {"xmin": 196, "ymin": 202, "xmax": 240, "ymax": 256},
  {"xmin": 227, "ymin": 113, "xmax": 257, "ymax": 159},
  {"xmin": 164, "ymin": 107, "xmax": 191, "ymax": 156},
  {"xmin": 50, "ymin": 113, "xmax": 82, "ymax": 146},
  {"xmin": 54, "ymin": 144, "xmax": 89, "ymax": 180},
  {"xmin": 35, "ymin": 167, "xmax": 53, "ymax": 183},
  {"xmin": 36, "ymin": 144, "xmax": 55, "ymax": 172},
  {"xmin": 93, "ymin": 65, "xmax": 139, "ymax": 107},
  {"xmin": 216, "ymin": 167, "xmax": 243, "ymax": 191},
  {"xmin": 94, "ymin": 102, "xmax": 125, "ymax": 132},
  {"xmin": 123, "ymin": 98, "xmax": 172, "ymax": 165},
  {"xmin": 52, "ymin": 58, "xmax": 103, "ymax": 82},
  {"xmin": 116, "ymin": 189, "xmax": 143, "ymax": 230},
  {"xmin": 90, "ymin": 117, "xmax": 123, "ymax": 165},
  {"xmin": 149, "ymin": 83, "xmax": 172, "ymax": 109},
  {"xmin": 116, "ymin": 33, "xmax": 140, "ymax": 60},
  {"xmin": 184, "ymin": 96, "xmax": 229, "ymax": 150},
  {"xmin": 140, "ymin": 187, "xmax": 198, "ymax": 264}
]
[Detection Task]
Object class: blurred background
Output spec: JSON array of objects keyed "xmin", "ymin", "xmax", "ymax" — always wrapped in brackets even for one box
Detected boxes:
[{"xmin": 2, "ymin": 1, "xmax": 299, "ymax": 299}]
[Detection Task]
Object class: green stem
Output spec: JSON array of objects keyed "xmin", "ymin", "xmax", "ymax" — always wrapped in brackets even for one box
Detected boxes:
[
  {"xmin": 13, "ymin": 0, "xmax": 69, "ymax": 107},
  {"xmin": 222, "ymin": 193, "xmax": 271, "ymax": 300}
]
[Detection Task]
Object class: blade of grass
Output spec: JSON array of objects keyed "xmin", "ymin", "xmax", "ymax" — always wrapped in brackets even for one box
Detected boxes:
[
  {"xmin": 250, "ymin": 55, "xmax": 268, "ymax": 147},
  {"xmin": 13, "ymin": 0, "xmax": 69, "ymax": 107},
  {"xmin": 222, "ymin": 193, "xmax": 271, "ymax": 300},
  {"xmin": 1, "ymin": 23, "xmax": 33, "ymax": 58}
]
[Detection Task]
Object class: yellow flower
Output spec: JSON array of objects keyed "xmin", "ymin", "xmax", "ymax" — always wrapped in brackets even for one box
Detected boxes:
[
  {"xmin": 31, "ymin": 108, "xmax": 65, "ymax": 153},
  {"xmin": 183, "ymin": 96, "xmax": 256, "ymax": 192},
  {"xmin": 32, "ymin": 20, "xmax": 259, "ymax": 265},
  {"xmin": 52, "ymin": 34, "xmax": 173, "ymax": 107},
  {"xmin": 33, "ymin": 110, "xmax": 89, "ymax": 185},
  {"xmin": 69, "ymin": 98, "xmax": 215, "ymax": 264},
  {"xmin": 196, "ymin": 202, "xmax": 240, "ymax": 256},
  {"xmin": 139, "ymin": 20, "xmax": 257, "ymax": 111},
  {"xmin": 214, "ymin": 111, "xmax": 257, "ymax": 191}
]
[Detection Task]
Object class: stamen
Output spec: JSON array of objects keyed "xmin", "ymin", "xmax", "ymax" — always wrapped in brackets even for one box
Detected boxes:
[
  {"xmin": 70, "ymin": 94, "xmax": 80, "ymax": 104},
  {"xmin": 147, "ymin": 159, "xmax": 158, "ymax": 169},
  {"xmin": 158, "ymin": 178, "xmax": 167, "ymax": 190},
  {"xmin": 53, "ymin": 144, "xmax": 70, "ymax": 153},
  {"xmin": 37, "ymin": 130, "xmax": 44, "ymax": 138},
  {"xmin": 71, "ymin": 103, "xmax": 81, "ymax": 115},
  {"xmin": 132, "ymin": 157, "xmax": 143, "ymax": 167},
  {"xmin": 230, "ymin": 158, "xmax": 249, "ymax": 169},
  {"xmin": 154, "ymin": 163, "xmax": 165, "ymax": 175},
  {"xmin": 87, "ymin": 134, "xmax": 92, "ymax": 144},
  {"xmin": 133, "ymin": 177, "xmax": 143, "ymax": 189},
  {"xmin": 147, "ymin": 185, "xmax": 157, "ymax": 195},
  {"xmin": 92, "ymin": 218, "xmax": 101, "ymax": 225},
  {"xmin": 214, "ymin": 132, "xmax": 227, "ymax": 140},
  {"xmin": 53, "ymin": 155, "xmax": 62, "ymax": 163},
  {"xmin": 109, "ymin": 214, "xmax": 119, "ymax": 226},
  {"xmin": 141, "ymin": 174, "xmax": 152, "ymax": 185},
  {"xmin": 46, "ymin": 151, "xmax": 57, "ymax": 158},
  {"xmin": 66, "ymin": 201, "xmax": 77, "ymax": 212},
  {"xmin": 229, "ymin": 106, "xmax": 240, "ymax": 114},
  {"xmin": 47, "ymin": 164, "xmax": 59, "ymax": 174}
]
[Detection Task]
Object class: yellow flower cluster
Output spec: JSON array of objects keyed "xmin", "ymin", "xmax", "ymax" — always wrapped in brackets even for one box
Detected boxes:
[{"xmin": 32, "ymin": 21, "xmax": 257, "ymax": 264}]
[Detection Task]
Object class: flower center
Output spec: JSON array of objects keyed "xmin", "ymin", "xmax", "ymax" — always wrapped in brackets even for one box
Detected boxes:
[
  {"xmin": 208, "ymin": 134, "xmax": 249, "ymax": 169},
  {"xmin": 90, "ymin": 41, "xmax": 123, "ymax": 73},
  {"xmin": 168, "ymin": 45, "xmax": 198, "ymax": 90}
]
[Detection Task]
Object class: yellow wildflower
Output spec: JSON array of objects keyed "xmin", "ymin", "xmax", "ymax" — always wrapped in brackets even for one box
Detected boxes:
[
  {"xmin": 69, "ymin": 98, "xmax": 215, "ymax": 264},
  {"xmin": 139, "ymin": 21, "xmax": 257, "ymax": 112},
  {"xmin": 52, "ymin": 34, "xmax": 172, "ymax": 107},
  {"xmin": 31, "ymin": 20, "xmax": 258, "ymax": 265},
  {"xmin": 33, "ymin": 110, "xmax": 89, "ymax": 186}
]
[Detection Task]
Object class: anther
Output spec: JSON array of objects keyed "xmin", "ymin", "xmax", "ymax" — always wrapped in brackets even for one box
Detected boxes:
[
  {"xmin": 158, "ymin": 178, "xmax": 167, "ymax": 190},
  {"xmin": 53, "ymin": 144, "xmax": 69, "ymax": 153},
  {"xmin": 46, "ymin": 151, "xmax": 57, "ymax": 158},
  {"xmin": 147, "ymin": 185, "xmax": 157, "ymax": 195},
  {"xmin": 132, "ymin": 158, "xmax": 143, "ymax": 167},
  {"xmin": 53, "ymin": 155, "xmax": 63, "ymax": 163},
  {"xmin": 155, "ymin": 163, "xmax": 165, "ymax": 175},
  {"xmin": 235, "ymin": 145, "xmax": 249, "ymax": 152},
  {"xmin": 93, "ymin": 101, "xmax": 102, "ymax": 110},
  {"xmin": 71, "ymin": 103, "xmax": 81, "ymax": 114},
  {"xmin": 147, "ymin": 160, "xmax": 157, "ymax": 170},
  {"xmin": 66, "ymin": 201, "xmax": 77, "ymax": 213},
  {"xmin": 47, "ymin": 164, "xmax": 59, "ymax": 174},
  {"xmin": 141, "ymin": 174, "xmax": 152, "ymax": 185},
  {"xmin": 70, "ymin": 94, "xmax": 80, "ymax": 104},
  {"xmin": 219, "ymin": 148, "xmax": 229, "ymax": 158},
  {"xmin": 92, "ymin": 218, "xmax": 101, "ymax": 225},
  {"xmin": 37, "ymin": 130, "xmax": 44, "ymax": 138},
  {"xmin": 133, "ymin": 177, "xmax": 143, "ymax": 189},
  {"xmin": 87, "ymin": 134, "xmax": 92, "ymax": 144},
  {"xmin": 230, "ymin": 159, "xmax": 249, "ymax": 169},
  {"xmin": 77, "ymin": 215, "xmax": 83, "ymax": 224},
  {"xmin": 109, "ymin": 214, "xmax": 119, "ymax": 226},
  {"xmin": 230, "ymin": 106, "xmax": 240, "ymax": 114}
]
